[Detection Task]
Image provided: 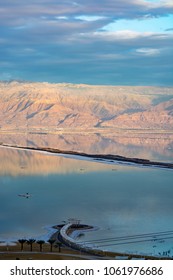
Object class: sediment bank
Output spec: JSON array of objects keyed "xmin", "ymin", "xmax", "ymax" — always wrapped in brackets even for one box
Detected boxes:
[{"xmin": 1, "ymin": 143, "xmax": 173, "ymax": 169}]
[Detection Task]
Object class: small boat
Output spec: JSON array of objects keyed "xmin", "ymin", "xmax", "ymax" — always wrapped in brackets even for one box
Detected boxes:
[{"xmin": 18, "ymin": 192, "xmax": 31, "ymax": 198}]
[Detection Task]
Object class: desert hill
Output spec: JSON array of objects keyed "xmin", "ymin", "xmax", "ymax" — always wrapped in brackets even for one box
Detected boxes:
[{"xmin": 0, "ymin": 81, "xmax": 173, "ymax": 131}]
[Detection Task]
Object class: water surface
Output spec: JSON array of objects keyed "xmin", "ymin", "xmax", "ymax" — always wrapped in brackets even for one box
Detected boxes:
[{"xmin": 0, "ymin": 147, "xmax": 173, "ymax": 257}]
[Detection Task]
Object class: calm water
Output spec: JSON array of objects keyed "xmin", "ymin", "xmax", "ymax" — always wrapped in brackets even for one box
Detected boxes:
[{"xmin": 0, "ymin": 147, "xmax": 173, "ymax": 256}]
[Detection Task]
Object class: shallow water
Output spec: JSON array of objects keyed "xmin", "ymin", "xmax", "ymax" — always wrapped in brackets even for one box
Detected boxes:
[{"xmin": 0, "ymin": 147, "xmax": 173, "ymax": 257}]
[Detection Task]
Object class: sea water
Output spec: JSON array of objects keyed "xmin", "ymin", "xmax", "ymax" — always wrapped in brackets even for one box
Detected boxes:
[{"xmin": 0, "ymin": 147, "xmax": 173, "ymax": 257}]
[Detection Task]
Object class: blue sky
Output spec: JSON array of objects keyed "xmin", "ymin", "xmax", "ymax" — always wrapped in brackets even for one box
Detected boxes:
[{"xmin": 0, "ymin": 0, "xmax": 173, "ymax": 85}]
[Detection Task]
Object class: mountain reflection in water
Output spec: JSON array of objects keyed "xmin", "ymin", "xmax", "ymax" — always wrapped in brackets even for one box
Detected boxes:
[
  {"xmin": 0, "ymin": 131, "xmax": 173, "ymax": 163},
  {"xmin": 0, "ymin": 147, "xmax": 114, "ymax": 176}
]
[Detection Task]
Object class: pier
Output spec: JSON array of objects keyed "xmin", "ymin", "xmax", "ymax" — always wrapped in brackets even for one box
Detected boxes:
[{"xmin": 57, "ymin": 222, "xmax": 173, "ymax": 260}]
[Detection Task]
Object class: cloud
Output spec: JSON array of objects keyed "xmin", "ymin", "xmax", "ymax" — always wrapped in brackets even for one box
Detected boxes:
[
  {"xmin": 0, "ymin": 0, "xmax": 172, "ymax": 85},
  {"xmin": 93, "ymin": 30, "xmax": 155, "ymax": 40},
  {"xmin": 0, "ymin": 0, "xmax": 173, "ymax": 27},
  {"xmin": 75, "ymin": 15, "xmax": 107, "ymax": 21},
  {"xmin": 135, "ymin": 48, "xmax": 160, "ymax": 56}
]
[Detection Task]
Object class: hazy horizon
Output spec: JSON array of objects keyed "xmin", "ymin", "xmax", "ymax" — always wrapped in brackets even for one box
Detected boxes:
[{"xmin": 0, "ymin": 80, "xmax": 173, "ymax": 88}]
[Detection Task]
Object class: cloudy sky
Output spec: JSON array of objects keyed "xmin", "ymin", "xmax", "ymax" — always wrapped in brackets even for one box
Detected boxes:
[{"xmin": 0, "ymin": 0, "xmax": 173, "ymax": 85}]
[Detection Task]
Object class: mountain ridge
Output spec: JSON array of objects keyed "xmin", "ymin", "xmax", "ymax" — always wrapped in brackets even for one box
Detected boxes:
[{"xmin": 0, "ymin": 81, "xmax": 173, "ymax": 131}]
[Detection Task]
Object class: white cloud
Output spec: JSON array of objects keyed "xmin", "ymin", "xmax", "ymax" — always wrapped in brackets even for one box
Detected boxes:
[
  {"xmin": 93, "ymin": 30, "xmax": 154, "ymax": 40},
  {"xmin": 75, "ymin": 15, "xmax": 107, "ymax": 22},
  {"xmin": 160, "ymin": 0, "xmax": 173, "ymax": 7},
  {"xmin": 55, "ymin": 16, "xmax": 69, "ymax": 20},
  {"xmin": 141, "ymin": 0, "xmax": 173, "ymax": 8},
  {"xmin": 136, "ymin": 47, "xmax": 160, "ymax": 56}
]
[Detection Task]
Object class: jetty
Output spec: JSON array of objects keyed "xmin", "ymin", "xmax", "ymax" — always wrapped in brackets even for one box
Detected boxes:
[{"xmin": 53, "ymin": 222, "xmax": 173, "ymax": 260}]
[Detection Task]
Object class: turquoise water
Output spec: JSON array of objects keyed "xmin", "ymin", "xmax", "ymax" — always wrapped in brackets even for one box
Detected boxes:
[{"xmin": 0, "ymin": 147, "xmax": 173, "ymax": 256}]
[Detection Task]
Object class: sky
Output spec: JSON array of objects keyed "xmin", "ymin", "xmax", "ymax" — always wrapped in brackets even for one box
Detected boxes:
[{"xmin": 0, "ymin": 0, "xmax": 173, "ymax": 86}]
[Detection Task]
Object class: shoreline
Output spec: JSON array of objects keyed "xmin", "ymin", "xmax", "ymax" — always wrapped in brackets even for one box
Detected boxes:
[
  {"xmin": 1, "ymin": 143, "xmax": 173, "ymax": 170},
  {"xmin": 0, "ymin": 225, "xmax": 58, "ymax": 244}
]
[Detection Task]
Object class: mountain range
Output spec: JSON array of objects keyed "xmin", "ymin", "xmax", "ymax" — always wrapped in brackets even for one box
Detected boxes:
[{"xmin": 0, "ymin": 81, "xmax": 173, "ymax": 131}]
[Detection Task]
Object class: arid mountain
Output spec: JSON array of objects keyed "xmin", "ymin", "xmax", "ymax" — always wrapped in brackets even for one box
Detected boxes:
[{"xmin": 0, "ymin": 81, "xmax": 173, "ymax": 130}]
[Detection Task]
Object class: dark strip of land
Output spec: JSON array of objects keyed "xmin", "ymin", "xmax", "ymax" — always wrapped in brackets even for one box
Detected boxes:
[{"xmin": 1, "ymin": 143, "xmax": 173, "ymax": 169}]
